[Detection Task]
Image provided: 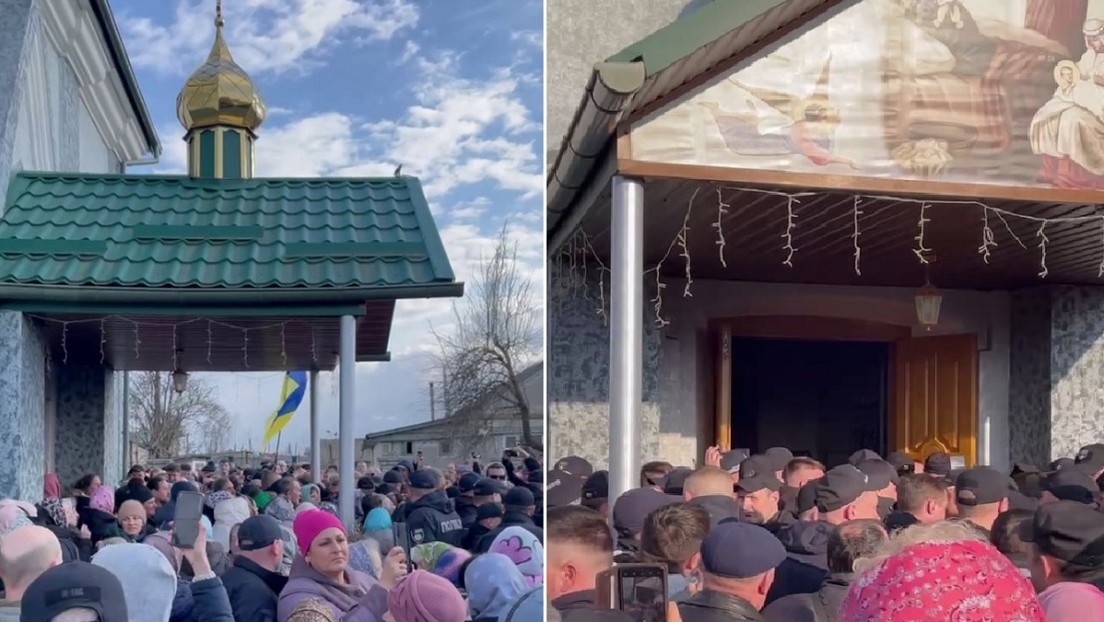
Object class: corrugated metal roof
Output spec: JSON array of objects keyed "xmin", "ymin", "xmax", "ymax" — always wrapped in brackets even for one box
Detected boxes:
[
  {"xmin": 547, "ymin": 0, "xmax": 847, "ymax": 246},
  {"xmin": 0, "ymin": 172, "xmax": 456, "ymax": 291}
]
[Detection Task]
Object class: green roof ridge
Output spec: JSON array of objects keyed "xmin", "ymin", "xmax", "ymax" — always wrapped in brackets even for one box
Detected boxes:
[{"xmin": 606, "ymin": 0, "xmax": 792, "ymax": 77}]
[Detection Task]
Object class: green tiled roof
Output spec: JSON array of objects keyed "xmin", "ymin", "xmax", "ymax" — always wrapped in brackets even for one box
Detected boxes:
[{"xmin": 0, "ymin": 172, "xmax": 457, "ymax": 294}]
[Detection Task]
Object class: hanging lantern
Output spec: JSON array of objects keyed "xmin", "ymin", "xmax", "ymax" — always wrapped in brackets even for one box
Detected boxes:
[
  {"xmin": 172, "ymin": 369, "xmax": 189, "ymax": 393},
  {"xmin": 915, "ymin": 282, "xmax": 942, "ymax": 331}
]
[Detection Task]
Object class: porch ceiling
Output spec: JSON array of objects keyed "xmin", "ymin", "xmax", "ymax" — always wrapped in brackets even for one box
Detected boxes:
[
  {"xmin": 32, "ymin": 300, "xmax": 395, "ymax": 371},
  {"xmin": 578, "ymin": 178, "xmax": 1104, "ymax": 290}
]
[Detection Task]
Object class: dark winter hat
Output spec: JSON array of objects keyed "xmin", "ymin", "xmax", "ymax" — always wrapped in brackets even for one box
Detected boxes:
[
  {"xmin": 409, "ymin": 470, "xmax": 439, "ymax": 490},
  {"xmin": 924, "ymin": 452, "xmax": 952, "ymax": 477},
  {"xmin": 545, "ymin": 470, "xmax": 584, "ymax": 506},
  {"xmin": 849, "ymin": 449, "xmax": 882, "ymax": 466},
  {"xmin": 458, "ymin": 472, "xmax": 482, "ymax": 494},
  {"xmin": 582, "ymin": 470, "xmax": 610, "ymax": 501},
  {"xmin": 763, "ymin": 447, "xmax": 794, "ymax": 472},
  {"xmin": 237, "ymin": 515, "xmax": 283, "ymax": 551},
  {"xmin": 955, "ymin": 467, "xmax": 1013, "ymax": 506},
  {"xmin": 504, "ymin": 486, "xmax": 535, "ymax": 509},
  {"xmin": 553, "ymin": 456, "xmax": 593, "ymax": 477},
  {"xmin": 476, "ymin": 503, "xmax": 504, "ymax": 521},
  {"xmin": 21, "ymin": 562, "xmax": 128, "ymax": 622},
  {"xmin": 700, "ymin": 522, "xmax": 786, "ymax": 579}
]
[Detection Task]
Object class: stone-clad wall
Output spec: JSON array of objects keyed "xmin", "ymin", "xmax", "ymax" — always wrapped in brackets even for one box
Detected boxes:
[
  {"xmin": 1008, "ymin": 286, "xmax": 1104, "ymax": 465},
  {"xmin": 547, "ymin": 266, "xmax": 663, "ymax": 468},
  {"xmin": 1049, "ymin": 287, "xmax": 1104, "ymax": 460},
  {"xmin": 1009, "ymin": 289, "xmax": 1052, "ymax": 466},
  {"xmin": 53, "ymin": 366, "xmax": 107, "ymax": 489},
  {"xmin": 0, "ymin": 312, "xmax": 46, "ymax": 500}
]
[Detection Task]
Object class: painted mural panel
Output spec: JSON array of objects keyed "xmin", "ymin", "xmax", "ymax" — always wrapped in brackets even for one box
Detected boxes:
[{"xmin": 630, "ymin": 0, "xmax": 1104, "ymax": 190}]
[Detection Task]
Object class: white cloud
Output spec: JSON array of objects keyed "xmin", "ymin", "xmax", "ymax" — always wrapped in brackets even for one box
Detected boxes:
[
  {"xmin": 120, "ymin": 0, "xmax": 420, "ymax": 75},
  {"xmin": 510, "ymin": 30, "xmax": 542, "ymax": 47},
  {"xmin": 398, "ymin": 40, "xmax": 421, "ymax": 65}
]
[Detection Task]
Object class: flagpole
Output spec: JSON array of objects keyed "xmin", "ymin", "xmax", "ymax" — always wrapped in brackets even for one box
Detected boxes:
[{"xmin": 274, "ymin": 431, "xmax": 282, "ymax": 467}]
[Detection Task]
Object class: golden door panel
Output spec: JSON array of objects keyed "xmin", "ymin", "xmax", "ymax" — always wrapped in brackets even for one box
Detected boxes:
[{"xmin": 892, "ymin": 334, "xmax": 978, "ymax": 465}]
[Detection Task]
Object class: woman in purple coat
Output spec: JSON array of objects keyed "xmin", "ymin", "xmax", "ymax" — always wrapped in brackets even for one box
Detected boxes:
[{"xmin": 278, "ymin": 509, "xmax": 408, "ymax": 621}]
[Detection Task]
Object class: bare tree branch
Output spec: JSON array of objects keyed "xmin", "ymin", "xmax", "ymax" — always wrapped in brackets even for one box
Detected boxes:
[
  {"xmin": 432, "ymin": 223, "xmax": 542, "ymax": 451},
  {"xmin": 128, "ymin": 372, "xmax": 232, "ymax": 457}
]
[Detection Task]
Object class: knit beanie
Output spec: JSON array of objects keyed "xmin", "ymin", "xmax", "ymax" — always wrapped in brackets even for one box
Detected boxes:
[
  {"xmin": 92, "ymin": 542, "xmax": 176, "ymax": 622},
  {"xmin": 387, "ymin": 570, "xmax": 467, "ymax": 622},
  {"xmin": 293, "ymin": 509, "xmax": 344, "ymax": 553}
]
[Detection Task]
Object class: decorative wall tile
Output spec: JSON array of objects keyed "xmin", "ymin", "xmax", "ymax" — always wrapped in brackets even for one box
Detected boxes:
[
  {"xmin": 1049, "ymin": 286, "xmax": 1104, "ymax": 460},
  {"xmin": 1009, "ymin": 289, "xmax": 1051, "ymax": 466},
  {"xmin": 0, "ymin": 312, "xmax": 46, "ymax": 500},
  {"xmin": 54, "ymin": 365, "xmax": 107, "ymax": 489},
  {"xmin": 547, "ymin": 267, "xmax": 662, "ymax": 467}
]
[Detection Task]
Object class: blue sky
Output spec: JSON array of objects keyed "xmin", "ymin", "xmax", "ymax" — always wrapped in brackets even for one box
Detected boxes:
[{"xmin": 110, "ymin": 0, "xmax": 544, "ymax": 454}]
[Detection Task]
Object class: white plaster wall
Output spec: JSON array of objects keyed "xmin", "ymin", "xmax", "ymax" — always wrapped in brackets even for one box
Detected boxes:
[
  {"xmin": 78, "ymin": 103, "xmax": 118, "ymax": 173},
  {"xmin": 11, "ymin": 14, "xmax": 120, "ymax": 175},
  {"xmin": 655, "ymin": 280, "xmax": 1011, "ymax": 473},
  {"xmin": 11, "ymin": 14, "xmax": 61, "ymax": 172}
]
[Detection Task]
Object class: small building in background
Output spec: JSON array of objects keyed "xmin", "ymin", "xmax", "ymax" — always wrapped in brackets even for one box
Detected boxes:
[{"xmin": 351, "ymin": 361, "xmax": 543, "ymax": 470}]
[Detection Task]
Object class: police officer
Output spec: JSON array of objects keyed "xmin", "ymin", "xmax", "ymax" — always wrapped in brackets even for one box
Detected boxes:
[{"xmin": 403, "ymin": 469, "xmax": 464, "ymax": 548}]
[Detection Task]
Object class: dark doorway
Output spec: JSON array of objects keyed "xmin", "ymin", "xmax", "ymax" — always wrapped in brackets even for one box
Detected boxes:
[{"xmin": 731, "ymin": 338, "xmax": 889, "ymax": 467}]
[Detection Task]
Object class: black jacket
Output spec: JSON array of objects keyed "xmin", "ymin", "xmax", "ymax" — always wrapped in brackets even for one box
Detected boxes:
[
  {"xmin": 551, "ymin": 590, "xmax": 634, "ymax": 622},
  {"xmin": 762, "ymin": 509, "xmax": 797, "ymax": 535},
  {"xmin": 762, "ymin": 572, "xmax": 853, "ymax": 622},
  {"xmin": 405, "ymin": 491, "xmax": 464, "ymax": 548},
  {"xmin": 476, "ymin": 511, "xmax": 544, "ymax": 552},
  {"xmin": 221, "ymin": 557, "xmax": 288, "ymax": 622},
  {"xmin": 455, "ymin": 496, "xmax": 479, "ymax": 528},
  {"xmin": 462, "ymin": 521, "xmax": 493, "ymax": 551},
  {"xmin": 678, "ymin": 589, "xmax": 764, "ymax": 622},
  {"xmin": 687, "ymin": 495, "xmax": 742, "ymax": 528},
  {"xmin": 766, "ymin": 520, "xmax": 831, "ymax": 604}
]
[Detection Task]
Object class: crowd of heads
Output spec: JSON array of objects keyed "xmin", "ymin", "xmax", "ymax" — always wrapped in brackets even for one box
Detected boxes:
[
  {"xmin": 0, "ymin": 447, "xmax": 547, "ymax": 621},
  {"xmin": 547, "ymin": 442, "xmax": 1104, "ymax": 621}
]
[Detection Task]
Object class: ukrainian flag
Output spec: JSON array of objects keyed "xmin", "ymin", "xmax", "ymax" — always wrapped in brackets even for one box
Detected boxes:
[{"xmin": 263, "ymin": 371, "xmax": 308, "ymax": 446}]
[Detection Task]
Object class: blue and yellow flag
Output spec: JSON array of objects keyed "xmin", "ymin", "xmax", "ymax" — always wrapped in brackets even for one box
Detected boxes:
[{"xmin": 263, "ymin": 371, "xmax": 308, "ymax": 446}]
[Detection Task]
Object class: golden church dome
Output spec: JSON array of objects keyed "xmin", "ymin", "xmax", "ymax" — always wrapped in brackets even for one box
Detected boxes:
[{"xmin": 176, "ymin": 4, "xmax": 265, "ymax": 133}]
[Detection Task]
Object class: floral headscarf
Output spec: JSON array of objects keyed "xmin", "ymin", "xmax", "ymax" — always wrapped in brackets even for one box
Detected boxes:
[
  {"xmin": 90, "ymin": 485, "xmax": 115, "ymax": 514},
  {"xmin": 205, "ymin": 490, "xmax": 233, "ymax": 510},
  {"xmin": 840, "ymin": 540, "xmax": 1045, "ymax": 622},
  {"xmin": 411, "ymin": 542, "xmax": 454, "ymax": 571},
  {"xmin": 490, "ymin": 526, "xmax": 543, "ymax": 586}
]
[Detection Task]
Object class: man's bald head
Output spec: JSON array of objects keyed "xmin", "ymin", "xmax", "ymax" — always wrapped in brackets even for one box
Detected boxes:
[
  {"xmin": 0, "ymin": 526, "xmax": 62, "ymax": 600},
  {"xmin": 684, "ymin": 466, "xmax": 735, "ymax": 499}
]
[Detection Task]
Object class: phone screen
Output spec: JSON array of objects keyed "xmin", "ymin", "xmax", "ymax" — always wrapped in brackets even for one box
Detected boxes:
[
  {"xmin": 619, "ymin": 568, "xmax": 666, "ymax": 622},
  {"xmin": 172, "ymin": 490, "xmax": 204, "ymax": 549}
]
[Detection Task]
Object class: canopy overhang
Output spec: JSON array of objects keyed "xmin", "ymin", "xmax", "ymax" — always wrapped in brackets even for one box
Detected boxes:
[
  {"xmin": 18, "ymin": 299, "xmax": 402, "ymax": 372},
  {"xmin": 575, "ymin": 175, "xmax": 1104, "ymax": 291}
]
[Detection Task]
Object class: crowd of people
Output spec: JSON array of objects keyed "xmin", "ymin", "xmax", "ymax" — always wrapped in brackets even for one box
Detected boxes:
[
  {"xmin": 0, "ymin": 448, "xmax": 545, "ymax": 622},
  {"xmin": 546, "ymin": 443, "xmax": 1104, "ymax": 621}
]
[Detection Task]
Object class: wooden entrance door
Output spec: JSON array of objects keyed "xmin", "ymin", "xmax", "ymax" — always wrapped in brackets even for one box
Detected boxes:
[{"xmin": 890, "ymin": 334, "xmax": 978, "ymax": 465}]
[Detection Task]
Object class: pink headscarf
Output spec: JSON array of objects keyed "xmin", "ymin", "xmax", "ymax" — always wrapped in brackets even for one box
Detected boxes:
[
  {"xmin": 839, "ymin": 539, "xmax": 1045, "ymax": 622},
  {"xmin": 43, "ymin": 473, "xmax": 61, "ymax": 500},
  {"xmin": 387, "ymin": 570, "xmax": 466, "ymax": 622},
  {"xmin": 90, "ymin": 485, "xmax": 115, "ymax": 514}
]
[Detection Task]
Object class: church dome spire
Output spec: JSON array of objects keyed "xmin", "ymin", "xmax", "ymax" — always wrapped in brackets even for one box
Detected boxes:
[{"xmin": 176, "ymin": 0, "xmax": 265, "ymax": 179}]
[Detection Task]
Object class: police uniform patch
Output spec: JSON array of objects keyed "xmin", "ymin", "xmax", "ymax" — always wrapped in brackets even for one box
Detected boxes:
[{"xmin": 411, "ymin": 528, "xmax": 425, "ymax": 544}]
